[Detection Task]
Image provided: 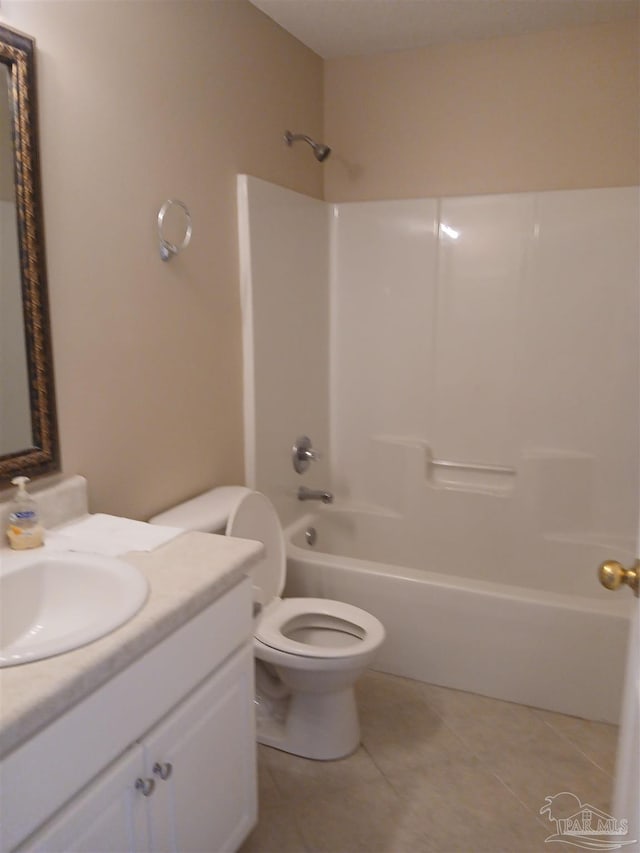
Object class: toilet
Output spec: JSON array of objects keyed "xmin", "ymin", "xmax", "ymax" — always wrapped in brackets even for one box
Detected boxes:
[{"xmin": 150, "ymin": 487, "xmax": 385, "ymax": 760}]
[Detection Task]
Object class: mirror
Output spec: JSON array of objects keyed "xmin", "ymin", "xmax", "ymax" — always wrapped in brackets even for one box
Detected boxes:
[{"xmin": 0, "ymin": 24, "xmax": 59, "ymax": 485}]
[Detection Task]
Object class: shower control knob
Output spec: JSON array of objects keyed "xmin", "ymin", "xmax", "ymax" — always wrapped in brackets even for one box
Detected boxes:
[
  {"xmin": 293, "ymin": 436, "xmax": 321, "ymax": 474},
  {"xmin": 598, "ymin": 560, "xmax": 639, "ymax": 596}
]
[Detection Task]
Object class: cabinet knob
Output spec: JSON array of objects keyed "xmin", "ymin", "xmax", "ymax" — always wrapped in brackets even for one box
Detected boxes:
[
  {"xmin": 153, "ymin": 761, "xmax": 173, "ymax": 781},
  {"xmin": 135, "ymin": 777, "xmax": 155, "ymax": 797}
]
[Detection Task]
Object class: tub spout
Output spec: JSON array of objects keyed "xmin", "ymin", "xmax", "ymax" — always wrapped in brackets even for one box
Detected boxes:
[{"xmin": 297, "ymin": 486, "xmax": 334, "ymax": 504}]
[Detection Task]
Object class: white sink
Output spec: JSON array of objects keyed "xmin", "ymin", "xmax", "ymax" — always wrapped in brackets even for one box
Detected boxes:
[{"xmin": 0, "ymin": 551, "xmax": 149, "ymax": 667}]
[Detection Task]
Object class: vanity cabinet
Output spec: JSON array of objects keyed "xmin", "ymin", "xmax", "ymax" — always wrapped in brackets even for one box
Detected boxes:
[
  {"xmin": 19, "ymin": 646, "xmax": 254, "ymax": 853},
  {"xmin": 2, "ymin": 578, "xmax": 257, "ymax": 853}
]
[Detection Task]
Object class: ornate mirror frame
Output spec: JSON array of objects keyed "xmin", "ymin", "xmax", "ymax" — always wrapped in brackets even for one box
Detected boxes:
[{"xmin": 0, "ymin": 24, "xmax": 59, "ymax": 485}]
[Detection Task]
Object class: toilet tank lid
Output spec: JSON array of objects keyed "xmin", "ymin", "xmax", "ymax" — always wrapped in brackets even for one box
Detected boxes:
[{"xmin": 148, "ymin": 486, "xmax": 250, "ymax": 533}]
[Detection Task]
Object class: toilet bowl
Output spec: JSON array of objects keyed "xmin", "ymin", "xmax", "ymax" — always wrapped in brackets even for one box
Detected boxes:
[{"xmin": 150, "ymin": 487, "xmax": 385, "ymax": 760}]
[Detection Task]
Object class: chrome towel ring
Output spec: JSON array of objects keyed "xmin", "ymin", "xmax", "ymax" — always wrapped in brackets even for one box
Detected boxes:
[{"xmin": 157, "ymin": 199, "xmax": 192, "ymax": 261}]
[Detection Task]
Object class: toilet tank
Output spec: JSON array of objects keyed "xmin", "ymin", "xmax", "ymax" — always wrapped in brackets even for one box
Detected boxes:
[{"xmin": 148, "ymin": 486, "xmax": 249, "ymax": 533}]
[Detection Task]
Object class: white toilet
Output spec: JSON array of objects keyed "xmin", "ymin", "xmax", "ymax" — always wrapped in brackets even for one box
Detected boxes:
[{"xmin": 150, "ymin": 487, "xmax": 385, "ymax": 760}]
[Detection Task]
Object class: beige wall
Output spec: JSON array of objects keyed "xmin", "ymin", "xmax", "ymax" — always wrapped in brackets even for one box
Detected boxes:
[
  {"xmin": 0, "ymin": 1, "xmax": 323, "ymax": 518},
  {"xmin": 324, "ymin": 21, "xmax": 640, "ymax": 201},
  {"xmin": 1, "ymin": 5, "xmax": 637, "ymax": 519}
]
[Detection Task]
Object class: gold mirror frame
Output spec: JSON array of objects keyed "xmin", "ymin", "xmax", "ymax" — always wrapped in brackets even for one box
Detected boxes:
[{"xmin": 0, "ymin": 25, "xmax": 59, "ymax": 485}]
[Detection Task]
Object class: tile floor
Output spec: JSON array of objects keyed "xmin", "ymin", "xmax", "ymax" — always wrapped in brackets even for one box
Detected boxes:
[{"xmin": 239, "ymin": 670, "xmax": 618, "ymax": 853}]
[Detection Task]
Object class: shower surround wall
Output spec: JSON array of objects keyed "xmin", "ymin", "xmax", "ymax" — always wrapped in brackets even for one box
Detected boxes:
[
  {"xmin": 330, "ymin": 188, "xmax": 639, "ymax": 586},
  {"xmin": 237, "ymin": 176, "xmax": 331, "ymax": 526},
  {"xmin": 238, "ymin": 176, "xmax": 638, "ymax": 719},
  {"xmin": 240, "ymin": 176, "xmax": 638, "ymax": 565}
]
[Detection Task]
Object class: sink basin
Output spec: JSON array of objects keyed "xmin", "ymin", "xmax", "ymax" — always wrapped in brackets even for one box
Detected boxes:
[{"xmin": 0, "ymin": 551, "xmax": 149, "ymax": 667}]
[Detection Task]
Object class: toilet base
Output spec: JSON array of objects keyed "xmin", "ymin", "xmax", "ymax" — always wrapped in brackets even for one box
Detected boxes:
[{"xmin": 257, "ymin": 685, "xmax": 360, "ymax": 760}]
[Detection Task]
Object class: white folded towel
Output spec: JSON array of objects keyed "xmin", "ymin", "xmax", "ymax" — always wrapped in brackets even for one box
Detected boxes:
[{"xmin": 46, "ymin": 513, "xmax": 183, "ymax": 557}]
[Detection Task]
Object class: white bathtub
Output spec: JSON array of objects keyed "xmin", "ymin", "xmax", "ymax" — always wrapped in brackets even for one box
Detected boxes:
[{"xmin": 284, "ymin": 508, "xmax": 633, "ymax": 724}]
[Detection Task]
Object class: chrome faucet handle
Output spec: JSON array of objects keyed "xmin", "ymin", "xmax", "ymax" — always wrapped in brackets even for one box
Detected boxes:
[{"xmin": 293, "ymin": 436, "xmax": 321, "ymax": 474}]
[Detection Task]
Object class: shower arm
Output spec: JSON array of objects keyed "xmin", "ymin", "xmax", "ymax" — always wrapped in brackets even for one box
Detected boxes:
[
  {"xmin": 283, "ymin": 130, "xmax": 331, "ymax": 162},
  {"xmin": 285, "ymin": 132, "xmax": 313, "ymax": 146}
]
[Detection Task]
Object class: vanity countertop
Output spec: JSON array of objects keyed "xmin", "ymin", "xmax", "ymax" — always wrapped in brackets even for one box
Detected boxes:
[{"xmin": 0, "ymin": 531, "xmax": 262, "ymax": 759}]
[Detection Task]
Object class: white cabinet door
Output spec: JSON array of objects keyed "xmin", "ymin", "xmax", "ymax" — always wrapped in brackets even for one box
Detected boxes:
[
  {"xmin": 144, "ymin": 644, "xmax": 257, "ymax": 853},
  {"xmin": 15, "ymin": 643, "xmax": 256, "ymax": 853},
  {"xmin": 18, "ymin": 745, "xmax": 149, "ymax": 853}
]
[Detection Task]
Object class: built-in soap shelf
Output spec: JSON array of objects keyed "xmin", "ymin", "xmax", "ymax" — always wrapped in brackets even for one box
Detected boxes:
[
  {"xmin": 366, "ymin": 437, "xmax": 604, "ymax": 515},
  {"xmin": 369, "ymin": 435, "xmax": 516, "ymax": 497},
  {"xmin": 426, "ymin": 453, "xmax": 516, "ymax": 493}
]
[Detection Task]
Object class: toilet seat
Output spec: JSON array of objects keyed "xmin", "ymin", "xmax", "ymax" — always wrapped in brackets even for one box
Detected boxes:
[
  {"xmin": 256, "ymin": 597, "xmax": 385, "ymax": 659},
  {"xmin": 226, "ymin": 489, "xmax": 385, "ymax": 662}
]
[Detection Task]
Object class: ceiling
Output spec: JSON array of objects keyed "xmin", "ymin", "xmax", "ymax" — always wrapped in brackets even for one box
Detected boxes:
[{"xmin": 248, "ymin": 0, "xmax": 639, "ymax": 59}]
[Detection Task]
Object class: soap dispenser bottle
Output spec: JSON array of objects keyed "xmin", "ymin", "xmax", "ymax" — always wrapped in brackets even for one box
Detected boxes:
[{"xmin": 6, "ymin": 476, "xmax": 44, "ymax": 550}]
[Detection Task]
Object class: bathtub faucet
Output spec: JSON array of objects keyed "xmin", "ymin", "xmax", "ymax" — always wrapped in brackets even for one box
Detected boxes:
[{"xmin": 297, "ymin": 486, "xmax": 334, "ymax": 504}]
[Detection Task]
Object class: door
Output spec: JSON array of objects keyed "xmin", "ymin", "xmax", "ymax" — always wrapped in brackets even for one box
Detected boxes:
[
  {"xmin": 144, "ymin": 644, "xmax": 257, "ymax": 853},
  {"xmin": 613, "ymin": 600, "xmax": 639, "ymax": 850},
  {"xmin": 600, "ymin": 503, "xmax": 640, "ymax": 850},
  {"xmin": 609, "ymin": 544, "xmax": 640, "ymax": 850},
  {"xmin": 19, "ymin": 745, "xmax": 148, "ymax": 853}
]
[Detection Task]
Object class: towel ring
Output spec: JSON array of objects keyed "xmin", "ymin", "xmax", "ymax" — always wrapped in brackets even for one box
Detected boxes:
[{"xmin": 157, "ymin": 199, "xmax": 192, "ymax": 261}]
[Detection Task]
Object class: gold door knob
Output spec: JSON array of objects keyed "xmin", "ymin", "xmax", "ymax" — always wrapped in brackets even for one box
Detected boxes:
[{"xmin": 598, "ymin": 560, "xmax": 639, "ymax": 596}]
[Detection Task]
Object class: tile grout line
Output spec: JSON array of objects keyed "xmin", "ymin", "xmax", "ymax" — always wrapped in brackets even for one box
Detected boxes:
[
  {"xmin": 411, "ymin": 698, "xmax": 566, "ymax": 829},
  {"xmin": 420, "ymin": 686, "xmax": 616, "ymax": 788},
  {"xmin": 360, "ymin": 740, "xmax": 411, "ymax": 801},
  {"xmin": 532, "ymin": 711, "xmax": 617, "ymax": 778},
  {"xmin": 438, "ymin": 722, "xmax": 551, "ymax": 827}
]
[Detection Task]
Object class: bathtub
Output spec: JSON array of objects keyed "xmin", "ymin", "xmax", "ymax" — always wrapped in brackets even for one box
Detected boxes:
[{"xmin": 284, "ymin": 508, "xmax": 633, "ymax": 724}]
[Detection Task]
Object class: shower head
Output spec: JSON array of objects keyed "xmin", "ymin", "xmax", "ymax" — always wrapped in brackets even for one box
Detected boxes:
[{"xmin": 284, "ymin": 130, "xmax": 331, "ymax": 162}]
